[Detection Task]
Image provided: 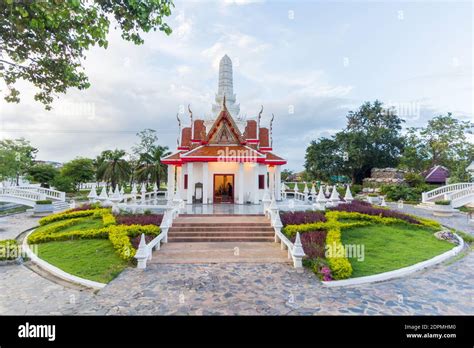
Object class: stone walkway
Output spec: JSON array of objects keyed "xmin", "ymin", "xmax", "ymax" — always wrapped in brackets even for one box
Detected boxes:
[
  {"xmin": 0, "ymin": 209, "xmax": 473, "ymax": 315},
  {"xmin": 0, "ymin": 212, "xmax": 39, "ymax": 240}
]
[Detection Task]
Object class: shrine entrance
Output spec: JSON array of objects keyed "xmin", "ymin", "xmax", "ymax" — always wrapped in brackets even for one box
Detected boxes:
[{"xmin": 213, "ymin": 174, "xmax": 234, "ymax": 203}]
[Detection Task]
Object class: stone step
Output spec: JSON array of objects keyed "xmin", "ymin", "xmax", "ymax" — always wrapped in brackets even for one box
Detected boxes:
[
  {"xmin": 172, "ymin": 222, "xmax": 271, "ymax": 227},
  {"xmin": 150, "ymin": 242, "xmax": 290, "ymax": 264},
  {"xmin": 168, "ymin": 236, "xmax": 274, "ymax": 243},
  {"xmin": 168, "ymin": 232, "xmax": 274, "ymax": 238},
  {"xmin": 169, "ymin": 226, "xmax": 274, "ymax": 232}
]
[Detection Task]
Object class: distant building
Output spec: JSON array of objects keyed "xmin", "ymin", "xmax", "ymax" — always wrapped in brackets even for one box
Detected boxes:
[
  {"xmin": 422, "ymin": 165, "xmax": 449, "ymax": 184},
  {"xmin": 34, "ymin": 160, "xmax": 63, "ymax": 169}
]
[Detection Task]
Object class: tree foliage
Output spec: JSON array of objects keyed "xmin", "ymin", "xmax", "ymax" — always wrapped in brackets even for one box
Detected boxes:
[
  {"xmin": 0, "ymin": 137, "xmax": 38, "ymax": 184},
  {"xmin": 96, "ymin": 149, "xmax": 131, "ymax": 189},
  {"xmin": 305, "ymin": 101, "xmax": 404, "ymax": 184},
  {"xmin": 27, "ymin": 163, "xmax": 59, "ymax": 187},
  {"xmin": 61, "ymin": 157, "xmax": 95, "ymax": 190},
  {"xmin": 0, "ymin": 0, "xmax": 174, "ymax": 109}
]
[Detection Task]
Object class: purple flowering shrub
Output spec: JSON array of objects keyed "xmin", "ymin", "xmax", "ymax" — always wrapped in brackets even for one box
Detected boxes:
[
  {"xmin": 280, "ymin": 211, "xmax": 326, "ymax": 226},
  {"xmin": 130, "ymin": 234, "xmax": 156, "ymax": 249},
  {"xmin": 116, "ymin": 214, "xmax": 163, "ymax": 226},
  {"xmin": 291, "ymin": 230, "xmax": 327, "ymax": 259},
  {"xmin": 330, "ymin": 200, "xmax": 420, "ymax": 225}
]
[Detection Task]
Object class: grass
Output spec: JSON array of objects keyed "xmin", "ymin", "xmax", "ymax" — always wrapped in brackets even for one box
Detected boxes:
[
  {"xmin": 341, "ymin": 224, "xmax": 455, "ymax": 278},
  {"xmin": 37, "ymin": 239, "xmax": 129, "ymax": 283},
  {"xmin": 0, "ymin": 206, "xmax": 29, "ymax": 215}
]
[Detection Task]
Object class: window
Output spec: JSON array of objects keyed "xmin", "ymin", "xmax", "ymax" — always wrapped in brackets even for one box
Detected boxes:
[
  {"xmin": 184, "ymin": 174, "xmax": 188, "ymax": 189},
  {"xmin": 258, "ymin": 175, "xmax": 265, "ymax": 189}
]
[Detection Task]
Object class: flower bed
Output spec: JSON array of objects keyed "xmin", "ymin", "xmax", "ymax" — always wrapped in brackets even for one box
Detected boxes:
[
  {"xmin": 115, "ymin": 214, "xmax": 163, "ymax": 226},
  {"xmin": 279, "ymin": 211, "xmax": 326, "ymax": 226},
  {"xmin": 281, "ymin": 202, "xmax": 446, "ymax": 281}
]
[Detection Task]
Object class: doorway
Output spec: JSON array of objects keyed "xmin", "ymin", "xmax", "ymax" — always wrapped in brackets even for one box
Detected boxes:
[{"xmin": 213, "ymin": 174, "xmax": 234, "ymax": 203}]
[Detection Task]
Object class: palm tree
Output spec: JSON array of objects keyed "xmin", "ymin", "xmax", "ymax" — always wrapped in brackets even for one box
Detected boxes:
[
  {"xmin": 96, "ymin": 149, "xmax": 131, "ymax": 190},
  {"xmin": 135, "ymin": 145, "xmax": 170, "ymax": 188}
]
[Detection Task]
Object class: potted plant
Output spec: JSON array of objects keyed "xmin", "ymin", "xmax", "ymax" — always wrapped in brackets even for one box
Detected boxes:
[
  {"xmin": 33, "ymin": 199, "xmax": 54, "ymax": 215},
  {"xmin": 432, "ymin": 200, "xmax": 454, "ymax": 217}
]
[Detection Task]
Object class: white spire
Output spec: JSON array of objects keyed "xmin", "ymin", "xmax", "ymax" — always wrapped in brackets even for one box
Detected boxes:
[{"xmin": 212, "ymin": 54, "xmax": 240, "ymax": 117}]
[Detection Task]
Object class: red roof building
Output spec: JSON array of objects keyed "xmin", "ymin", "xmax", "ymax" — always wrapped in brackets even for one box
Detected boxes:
[{"xmin": 162, "ymin": 55, "xmax": 286, "ymax": 204}]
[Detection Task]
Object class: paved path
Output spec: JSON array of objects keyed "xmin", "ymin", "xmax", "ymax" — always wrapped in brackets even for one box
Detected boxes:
[
  {"xmin": 0, "ymin": 208, "xmax": 472, "ymax": 315},
  {"xmin": 0, "ymin": 212, "xmax": 39, "ymax": 241},
  {"xmin": 388, "ymin": 202, "xmax": 474, "ymax": 234}
]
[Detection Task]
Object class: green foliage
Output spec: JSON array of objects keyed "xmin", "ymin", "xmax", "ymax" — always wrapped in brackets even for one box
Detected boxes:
[
  {"xmin": 95, "ymin": 149, "xmax": 131, "ymax": 189},
  {"xmin": 35, "ymin": 199, "xmax": 52, "ymax": 205},
  {"xmin": 0, "ymin": 239, "xmax": 19, "ymax": 260},
  {"xmin": 305, "ymin": 101, "xmax": 404, "ymax": 184},
  {"xmin": 38, "ymin": 208, "xmax": 109, "ymax": 225},
  {"xmin": 0, "ymin": 0, "xmax": 174, "ymax": 108},
  {"xmin": 400, "ymin": 113, "xmax": 474, "ymax": 177},
  {"xmin": 435, "ymin": 200, "xmax": 451, "ymax": 206},
  {"xmin": 404, "ymin": 172, "xmax": 425, "ymax": 187},
  {"xmin": 51, "ymin": 174, "xmax": 75, "ymax": 193},
  {"xmin": 27, "ymin": 163, "xmax": 58, "ymax": 187},
  {"xmin": 0, "ymin": 138, "xmax": 37, "ymax": 184},
  {"xmin": 61, "ymin": 158, "xmax": 95, "ymax": 190},
  {"xmin": 281, "ymin": 169, "xmax": 294, "ymax": 182},
  {"xmin": 380, "ymin": 184, "xmax": 421, "ymax": 202}
]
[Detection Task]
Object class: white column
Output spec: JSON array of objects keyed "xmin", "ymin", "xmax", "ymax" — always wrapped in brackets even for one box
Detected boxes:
[
  {"xmin": 176, "ymin": 165, "xmax": 182, "ymax": 199},
  {"xmin": 275, "ymin": 165, "xmax": 281, "ymax": 201},
  {"xmin": 238, "ymin": 162, "xmax": 244, "ymax": 204},
  {"xmin": 186, "ymin": 162, "xmax": 194, "ymax": 204},
  {"xmin": 202, "ymin": 162, "xmax": 209, "ymax": 204},
  {"xmin": 253, "ymin": 164, "xmax": 259, "ymax": 204},
  {"xmin": 268, "ymin": 166, "xmax": 275, "ymax": 199},
  {"xmin": 167, "ymin": 165, "xmax": 175, "ymax": 199}
]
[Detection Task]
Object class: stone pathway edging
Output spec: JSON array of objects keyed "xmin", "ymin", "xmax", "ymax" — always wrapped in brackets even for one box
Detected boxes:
[
  {"xmin": 22, "ymin": 229, "xmax": 106, "ymax": 290},
  {"xmin": 322, "ymin": 233, "xmax": 465, "ymax": 287}
]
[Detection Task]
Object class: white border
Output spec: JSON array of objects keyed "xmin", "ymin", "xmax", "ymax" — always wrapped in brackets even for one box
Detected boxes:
[
  {"xmin": 22, "ymin": 229, "xmax": 106, "ymax": 290},
  {"xmin": 322, "ymin": 233, "xmax": 465, "ymax": 287}
]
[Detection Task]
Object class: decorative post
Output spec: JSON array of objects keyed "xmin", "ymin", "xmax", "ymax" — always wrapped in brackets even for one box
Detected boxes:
[
  {"xmin": 380, "ymin": 196, "xmax": 387, "ymax": 207},
  {"xmin": 310, "ymin": 182, "xmax": 317, "ymax": 202},
  {"xmin": 303, "ymin": 182, "xmax": 309, "ymax": 203},
  {"xmin": 262, "ymin": 189, "xmax": 271, "ymax": 216},
  {"xmin": 140, "ymin": 183, "xmax": 146, "ymax": 205},
  {"xmin": 108, "ymin": 186, "xmax": 113, "ymax": 197},
  {"xmin": 292, "ymin": 232, "xmax": 305, "ymax": 269},
  {"xmin": 316, "ymin": 186, "xmax": 327, "ymax": 205},
  {"xmin": 87, "ymin": 185, "xmax": 98, "ymax": 203},
  {"xmin": 135, "ymin": 234, "xmax": 149, "ymax": 269},
  {"xmin": 131, "ymin": 183, "xmax": 138, "ymax": 204},
  {"xmin": 273, "ymin": 213, "xmax": 283, "ymax": 243},
  {"xmin": 344, "ymin": 184, "xmax": 353, "ymax": 203},
  {"xmin": 325, "ymin": 184, "xmax": 330, "ymax": 197},
  {"xmin": 269, "ymin": 195, "xmax": 279, "ymax": 225}
]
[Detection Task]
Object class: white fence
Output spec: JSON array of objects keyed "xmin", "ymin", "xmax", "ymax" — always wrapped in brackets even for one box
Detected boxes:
[
  {"xmin": 422, "ymin": 183, "xmax": 474, "ymax": 203},
  {"xmin": 134, "ymin": 200, "xmax": 183, "ymax": 269},
  {"xmin": 16, "ymin": 186, "xmax": 66, "ymax": 201}
]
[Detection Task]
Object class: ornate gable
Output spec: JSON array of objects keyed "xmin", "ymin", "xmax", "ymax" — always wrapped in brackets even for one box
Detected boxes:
[{"xmin": 205, "ymin": 98, "xmax": 244, "ymax": 145}]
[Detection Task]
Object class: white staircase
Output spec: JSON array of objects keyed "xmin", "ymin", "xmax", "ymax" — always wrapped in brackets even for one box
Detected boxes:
[{"xmin": 53, "ymin": 201, "xmax": 71, "ymax": 212}]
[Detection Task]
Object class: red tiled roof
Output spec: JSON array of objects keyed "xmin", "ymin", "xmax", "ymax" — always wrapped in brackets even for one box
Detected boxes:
[
  {"xmin": 205, "ymin": 106, "xmax": 244, "ymax": 145},
  {"xmin": 244, "ymin": 120, "xmax": 257, "ymax": 140},
  {"xmin": 193, "ymin": 120, "xmax": 206, "ymax": 141}
]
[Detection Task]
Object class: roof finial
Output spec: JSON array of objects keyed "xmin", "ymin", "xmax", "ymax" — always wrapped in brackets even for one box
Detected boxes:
[
  {"xmin": 176, "ymin": 113, "xmax": 182, "ymax": 147},
  {"xmin": 270, "ymin": 113, "xmax": 275, "ymax": 147},
  {"xmin": 222, "ymin": 94, "xmax": 227, "ymax": 110}
]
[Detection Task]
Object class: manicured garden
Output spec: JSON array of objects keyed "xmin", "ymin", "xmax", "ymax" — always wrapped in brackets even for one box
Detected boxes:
[
  {"xmin": 27, "ymin": 204, "xmax": 163, "ymax": 283},
  {"xmin": 280, "ymin": 200, "xmax": 456, "ymax": 281}
]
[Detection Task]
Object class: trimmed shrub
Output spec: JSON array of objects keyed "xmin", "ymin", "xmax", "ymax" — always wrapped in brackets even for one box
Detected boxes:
[
  {"xmin": 279, "ymin": 211, "xmax": 326, "ymax": 227},
  {"xmin": 36, "ymin": 200, "xmax": 53, "ymax": 205},
  {"xmin": 0, "ymin": 240, "xmax": 19, "ymax": 260},
  {"xmin": 102, "ymin": 212, "xmax": 116, "ymax": 227},
  {"xmin": 116, "ymin": 214, "xmax": 163, "ymax": 226},
  {"xmin": 435, "ymin": 200, "xmax": 451, "ymax": 206},
  {"xmin": 28, "ymin": 228, "xmax": 109, "ymax": 244},
  {"xmin": 293, "ymin": 231, "xmax": 327, "ymax": 259},
  {"xmin": 330, "ymin": 200, "xmax": 420, "ymax": 225}
]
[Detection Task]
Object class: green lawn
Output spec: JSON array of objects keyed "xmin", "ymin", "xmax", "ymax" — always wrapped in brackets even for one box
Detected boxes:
[
  {"xmin": 341, "ymin": 224, "xmax": 454, "ymax": 278},
  {"xmin": 37, "ymin": 239, "xmax": 128, "ymax": 283}
]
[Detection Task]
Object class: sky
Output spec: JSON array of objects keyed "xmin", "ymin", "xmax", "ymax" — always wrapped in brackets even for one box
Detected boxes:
[{"xmin": 0, "ymin": 0, "xmax": 472, "ymax": 171}]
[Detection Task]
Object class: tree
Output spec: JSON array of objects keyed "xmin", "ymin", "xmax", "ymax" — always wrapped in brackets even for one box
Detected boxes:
[
  {"xmin": 135, "ymin": 145, "xmax": 170, "ymax": 188},
  {"xmin": 27, "ymin": 163, "xmax": 59, "ymax": 188},
  {"xmin": 0, "ymin": 0, "xmax": 174, "ymax": 109},
  {"xmin": 61, "ymin": 158, "xmax": 95, "ymax": 190},
  {"xmin": 400, "ymin": 113, "xmax": 474, "ymax": 179},
  {"xmin": 0, "ymin": 138, "xmax": 38, "ymax": 185},
  {"xmin": 96, "ymin": 149, "xmax": 131, "ymax": 189},
  {"xmin": 51, "ymin": 174, "xmax": 75, "ymax": 193},
  {"xmin": 132, "ymin": 129, "xmax": 159, "ymax": 156},
  {"xmin": 280, "ymin": 169, "xmax": 294, "ymax": 182},
  {"xmin": 305, "ymin": 101, "xmax": 405, "ymax": 184}
]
